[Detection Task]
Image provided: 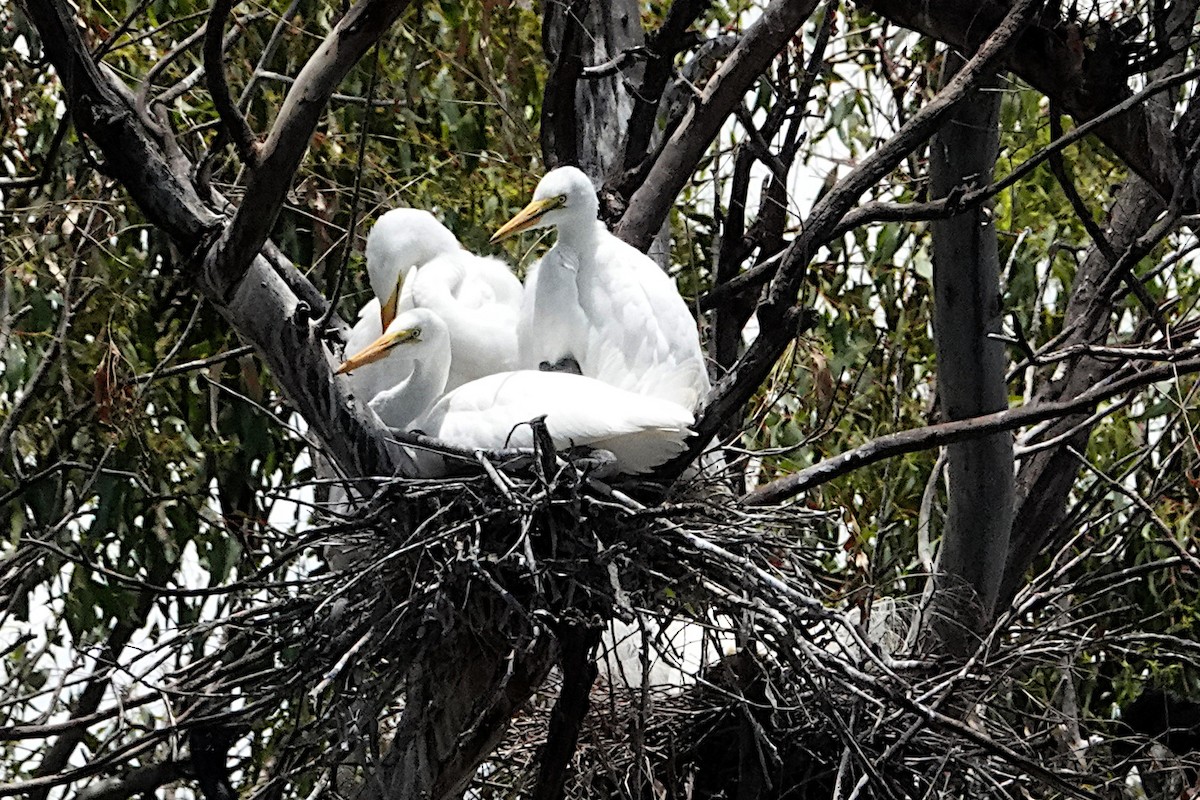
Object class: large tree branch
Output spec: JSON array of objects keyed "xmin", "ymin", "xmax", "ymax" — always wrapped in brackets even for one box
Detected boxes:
[
  {"xmin": 207, "ymin": 0, "xmax": 414, "ymax": 298},
  {"xmin": 18, "ymin": 0, "xmax": 402, "ymax": 480},
  {"xmin": 742, "ymin": 354, "xmax": 1200, "ymax": 506},
  {"xmin": 661, "ymin": 0, "xmax": 1046, "ymax": 477},
  {"xmin": 614, "ymin": 0, "xmax": 817, "ymax": 251},
  {"xmin": 859, "ymin": 0, "xmax": 1188, "ymax": 206}
]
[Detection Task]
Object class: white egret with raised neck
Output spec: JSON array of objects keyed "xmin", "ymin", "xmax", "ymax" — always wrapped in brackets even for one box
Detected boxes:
[{"xmin": 491, "ymin": 167, "xmax": 710, "ymax": 411}]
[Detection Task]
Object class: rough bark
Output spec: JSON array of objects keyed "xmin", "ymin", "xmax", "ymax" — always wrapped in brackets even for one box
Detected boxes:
[
  {"xmin": 355, "ymin": 603, "xmax": 556, "ymax": 800},
  {"xmin": 615, "ymin": 0, "xmax": 816, "ymax": 251},
  {"xmin": 17, "ymin": 0, "xmax": 404, "ymax": 481},
  {"xmin": 1000, "ymin": 176, "xmax": 1165, "ymax": 603},
  {"xmin": 999, "ymin": 0, "xmax": 1198, "ymax": 603},
  {"xmin": 662, "ymin": 0, "xmax": 1044, "ymax": 476},
  {"xmin": 541, "ymin": 0, "xmax": 645, "ymax": 182},
  {"xmin": 924, "ymin": 53, "xmax": 1013, "ymax": 647}
]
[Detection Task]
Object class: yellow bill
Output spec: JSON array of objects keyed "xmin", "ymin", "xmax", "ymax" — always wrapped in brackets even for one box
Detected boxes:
[
  {"xmin": 336, "ymin": 326, "xmax": 421, "ymax": 374},
  {"xmin": 490, "ymin": 196, "xmax": 565, "ymax": 243},
  {"xmin": 380, "ymin": 278, "xmax": 401, "ymax": 330}
]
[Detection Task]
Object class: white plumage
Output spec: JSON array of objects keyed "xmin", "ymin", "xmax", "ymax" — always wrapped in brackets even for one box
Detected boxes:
[
  {"xmin": 364, "ymin": 208, "xmax": 460, "ymax": 327},
  {"xmin": 491, "ymin": 167, "xmax": 710, "ymax": 411},
  {"xmin": 336, "ymin": 308, "xmax": 694, "ymax": 476},
  {"xmin": 360, "ymin": 208, "xmax": 522, "ymax": 392},
  {"xmin": 342, "ymin": 298, "xmax": 393, "ymax": 402}
]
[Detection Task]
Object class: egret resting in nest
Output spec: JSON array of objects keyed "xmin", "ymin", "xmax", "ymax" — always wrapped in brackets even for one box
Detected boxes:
[
  {"xmin": 346, "ymin": 209, "xmax": 523, "ymax": 401},
  {"xmin": 337, "ymin": 307, "xmax": 694, "ymax": 476},
  {"xmin": 491, "ymin": 167, "xmax": 710, "ymax": 411}
]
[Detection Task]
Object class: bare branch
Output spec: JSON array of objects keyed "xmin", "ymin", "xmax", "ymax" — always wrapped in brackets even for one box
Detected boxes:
[
  {"xmin": 73, "ymin": 761, "xmax": 188, "ymax": 800},
  {"xmin": 204, "ymin": 0, "xmax": 258, "ymax": 164},
  {"xmin": 861, "ymin": 0, "xmax": 1189, "ymax": 207},
  {"xmin": 615, "ymin": 0, "xmax": 818, "ymax": 250},
  {"xmin": 0, "ymin": 112, "xmax": 70, "ymax": 189},
  {"xmin": 208, "ymin": 0, "xmax": 415, "ymax": 298},
  {"xmin": 665, "ymin": 0, "xmax": 1047, "ymax": 476},
  {"xmin": 699, "ymin": 62, "xmax": 1200, "ymax": 311},
  {"xmin": 16, "ymin": 0, "xmax": 402, "ymax": 480},
  {"xmin": 742, "ymin": 355, "xmax": 1200, "ymax": 506},
  {"xmin": 620, "ymin": 0, "xmax": 713, "ymax": 170}
]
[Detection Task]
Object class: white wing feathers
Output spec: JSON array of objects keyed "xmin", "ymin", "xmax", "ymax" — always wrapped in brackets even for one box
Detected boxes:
[
  {"xmin": 579, "ymin": 235, "xmax": 710, "ymax": 409},
  {"xmin": 416, "ymin": 371, "xmax": 694, "ymax": 474}
]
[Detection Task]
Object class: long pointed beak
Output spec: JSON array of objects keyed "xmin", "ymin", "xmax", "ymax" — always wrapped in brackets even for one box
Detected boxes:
[
  {"xmin": 490, "ymin": 197, "xmax": 564, "ymax": 243},
  {"xmin": 337, "ymin": 327, "xmax": 420, "ymax": 374},
  {"xmin": 380, "ymin": 280, "xmax": 400, "ymax": 330}
]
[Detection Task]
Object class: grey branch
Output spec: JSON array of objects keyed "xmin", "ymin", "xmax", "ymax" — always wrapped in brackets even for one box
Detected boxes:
[
  {"xmin": 209, "ymin": 0, "xmax": 415, "ymax": 298},
  {"xmin": 18, "ymin": 0, "xmax": 404, "ymax": 480},
  {"xmin": 666, "ymin": 0, "xmax": 1046, "ymax": 475},
  {"xmin": 202, "ymin": 0, "xmax": 259, "ymax": 164}
]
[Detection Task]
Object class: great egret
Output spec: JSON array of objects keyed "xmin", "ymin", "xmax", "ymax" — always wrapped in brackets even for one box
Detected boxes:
[
  {"xmin": 365, "ymin": 209, "xmax": 522, "ymax": 390},
  {"xmin": 336, "ymin": 307, "xmax": 694, "ymax": 475},
  {"xmin": 406, "ymin": 251, "xmax": 521, "ymax": 390},
  {"xmin": 491, "ymin": 167, "xmax": 710, "ymax": 410}
]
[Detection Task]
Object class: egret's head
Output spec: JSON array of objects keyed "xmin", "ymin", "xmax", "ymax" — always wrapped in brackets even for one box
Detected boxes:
[
  {"xmin": 366, "ymin": 209, "xmax": 460, "ymax": 327},
  {"xmin": 490, "ymin": 166, "xmax": 599, "ymax": 243},
  {"xmin": 336, "ymin": 308, "xmax": 444, "ymax": 374}
]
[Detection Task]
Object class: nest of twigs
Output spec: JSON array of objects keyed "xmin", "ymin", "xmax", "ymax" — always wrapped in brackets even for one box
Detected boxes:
[{"xmin": 165, "ymin": 442, "xmax": 1197, "ymax": 799}]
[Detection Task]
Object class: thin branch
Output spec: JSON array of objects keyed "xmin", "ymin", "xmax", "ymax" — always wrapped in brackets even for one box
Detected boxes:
[
  {"xmin": 702, "ymin": 63, "xmax": 1200, "ymax": 310},
  {"xmin": 250, "ymin": 70, "xmax": 399, "ymax": 107},
  {"xmin": 742, "ymin": 355, "xmax": 1200, "ymax": 505},
  {"xmin": 73, "ymin": 760, "xmax": 188, "ymax": 800},
  {"xmin": 0, "ymin": 112, "xmax": 71, "ymax": 190},
  {"xmin": 0, "ymin": 259, "xmax": 84, "ymax": 460},
  {"xmin": 237, "ymin": 0, "xmax": 304, "ymax": 109},
  {"xmin": 204, "ymin": 0, "xmax": 258, "ymax": 165},
  {"xmin": 127, "ymin": 345, "xmax": 254, "ymax": 384},
  {"xmin": 861, "ymin": 0, "xmax": 1188, "ymax": 207},
  {"xmin": 620, "ymin": 0, "xmax": 712, "ymax": 169},
  {"xmin": 17, "ymin": 0, "xmax": 400, "ymax": 479},
  {"xmin": 317, "ymin": 41, "xmax": 381, "ymax": 333},
  {"xmin": 1047, "ymin": 103, "xmax": 1163, "ymax": 329}
]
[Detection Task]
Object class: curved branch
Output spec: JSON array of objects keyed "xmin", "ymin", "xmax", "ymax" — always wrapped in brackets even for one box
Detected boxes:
[
  {"xmin": 17, "ymin": 0, "xmax": 402, "ymax": 480},
  {"xmin": 660, "ymin": 0, "xmax": 1046, "ymax": 477},
  {"xmin": 614, "ymin": 0, "xmax": 818, "ymax": 251},
  {"xmin": 861, "ymin": 0, "xmax": 1189, "ymax": 207},
  {"xmin": 742, "ymin": 355, "xmax": 1200, "ymax": 506},
  {"xmin": 202, "ymin": 0, "xmax": 258, "ymax": 164},
  {"xmin": 620, "ymin": 0, "xmax": 713, "ymax": 170}
]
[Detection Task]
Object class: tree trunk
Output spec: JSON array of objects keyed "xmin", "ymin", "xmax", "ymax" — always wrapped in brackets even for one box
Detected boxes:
[
  {"xmin": 923, "ymin": 52, "xmax": 1013, "ymax": 652},
  {"xmin": 540, "ymin": 0, "xmax": 645, "ymax": 182},
  {"xmin": 355, "ymin": 599, "xmax": 556, "ymax": 800}
]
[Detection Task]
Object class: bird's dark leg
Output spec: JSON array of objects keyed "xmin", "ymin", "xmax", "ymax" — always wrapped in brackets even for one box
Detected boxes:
[{"xmin": 539, "ymin": 356, "xmax": 583, "ymax": 375}]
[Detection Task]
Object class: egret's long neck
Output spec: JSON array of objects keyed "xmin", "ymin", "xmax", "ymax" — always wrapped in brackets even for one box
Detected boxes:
[
  {"xmin": 368, "ymin": 342, "xmax": 451, "ymax": 430},
  {"xmin": 552, "ymin": 216, "xmax": 602, "ymax": 261}
]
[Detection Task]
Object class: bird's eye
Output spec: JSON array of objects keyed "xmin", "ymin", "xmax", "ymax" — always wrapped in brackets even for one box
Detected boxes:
[{"xmin": 558, "ymin": 194, "xmax": 568, "ymax": 206}]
